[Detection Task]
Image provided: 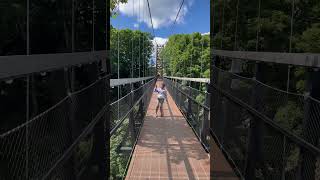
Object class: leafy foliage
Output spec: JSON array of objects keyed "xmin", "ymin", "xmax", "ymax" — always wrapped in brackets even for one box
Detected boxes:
[
  {"xmin": 110, "ymin": 0, "xmax": 128, "ymax": 17},
  {"xmin": 110, "ymin": 28, "xmax": 154, "ymax": 78},
  {"xmin": 160, "ymin": 33, "xmax": 210, "ymax": 78}
]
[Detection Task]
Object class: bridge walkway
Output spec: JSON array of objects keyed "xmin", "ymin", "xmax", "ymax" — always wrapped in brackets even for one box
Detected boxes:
[{"xmin": 125, "ymin": 80, "xmax": 210, "ymax": 179}]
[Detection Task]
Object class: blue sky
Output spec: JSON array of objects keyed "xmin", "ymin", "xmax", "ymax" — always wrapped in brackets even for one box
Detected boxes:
[
  {"xmin": 111, "ymin": 0, "xmax": 210, "ymax": 65},
  {"xmin": 111, "ymin": 0, "xmax": 210, "ymax": 40}
]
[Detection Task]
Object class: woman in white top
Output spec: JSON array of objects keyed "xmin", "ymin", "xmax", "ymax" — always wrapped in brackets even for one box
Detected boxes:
[{"xmin": 154, "ymin": 83, "xmax": 167, "ymax": 117}]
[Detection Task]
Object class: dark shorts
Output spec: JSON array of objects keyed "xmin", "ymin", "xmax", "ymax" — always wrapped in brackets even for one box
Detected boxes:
[{"xmin": 158, "ymin": 97, "xmax": 164, "ymax": 104}]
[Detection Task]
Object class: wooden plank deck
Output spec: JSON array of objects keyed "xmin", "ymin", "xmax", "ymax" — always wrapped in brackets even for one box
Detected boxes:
[{"xmin": 125, "ymin": 80, "xmax": 237, "ymax": 180}]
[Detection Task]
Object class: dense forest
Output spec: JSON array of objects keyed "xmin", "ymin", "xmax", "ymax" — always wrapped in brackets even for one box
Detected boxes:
[
  {"xmin": 210, "ymin": 0, "xmax": 320, "ymax": 179},
  {"xmin": 160, "ymin": 33, "xmax": 210, "ymax": 79},
  {"xmin": 110, "ymin": 28, "xmax": 154, "ymax": 78},
  {"xmin": 211, "ymin": 0, "xmax": 320, "ymax": 92}
]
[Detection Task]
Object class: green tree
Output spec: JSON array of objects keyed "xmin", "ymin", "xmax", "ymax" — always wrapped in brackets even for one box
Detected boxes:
[
  {"xmin": 160, "ymin": 33, "xmax": 210, "ymax": 78},
  {"xmin": 110, "ymin": 28, "xmax": 153, "ymax": 78},
  {"xmin": 110, "ymin": 0, "xmax": 128, "ymax": 17}
]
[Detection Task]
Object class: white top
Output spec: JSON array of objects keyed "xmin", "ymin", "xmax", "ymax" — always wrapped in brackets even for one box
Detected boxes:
[{"xmin": 155, "ymin": 88, "xmax": 167, "ymax": 99}]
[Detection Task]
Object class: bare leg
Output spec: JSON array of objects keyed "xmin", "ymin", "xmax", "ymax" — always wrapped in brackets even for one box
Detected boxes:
[
  {"xmin": 156, "ymin": 101, "xmax": 159, "ymax": 116},
  {"xmin": 160, "ymin": 103, "xmax": 164, "ymax": 117}
]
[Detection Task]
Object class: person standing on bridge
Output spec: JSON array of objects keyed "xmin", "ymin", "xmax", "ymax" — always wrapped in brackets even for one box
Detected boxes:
[{"xmin": 154, "ymin": 83, "xmax": 167, "ymax": 117}]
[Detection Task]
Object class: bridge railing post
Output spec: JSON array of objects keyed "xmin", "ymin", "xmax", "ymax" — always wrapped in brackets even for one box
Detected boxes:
[
  {"xmin": 201, "ymin": 84, "xmax": 210, "ymax": 148},
  {"xmin": 187, "ymin": 87, "xmax": 193, "ymax": 119},
  {"xmin": 93, "ymin": 75, "xmax": 108, "ymax": 179},
  {"xmin": 299, "ymin": 68, "xmax": 320, "ymax": 179},
  {"xmin": 177, "ymin": 80, "xmax": 183, "ymax": 109},
  {"xmin": 129, "ymin": 83, "xmax": 137, "ymax": 141},
  {"xmin": 65, "ymin": 67, "xmax": 77, "ymax": 179},
  {"xmin": 245, "ymin": 62, "xmax": 264, "ymax": 179},
  {"xmin": 138, "ymin": 85, "xmax": 144, "ymax": 124},
  {"xmin": 210, "ymin": 55, "xmax": 222, "ymax": 141}
]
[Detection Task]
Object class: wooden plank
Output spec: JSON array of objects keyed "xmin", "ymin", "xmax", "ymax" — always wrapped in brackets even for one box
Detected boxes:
[{"xmin": 125, "ymin": 80, "xmax": 211, "ymax": 179}]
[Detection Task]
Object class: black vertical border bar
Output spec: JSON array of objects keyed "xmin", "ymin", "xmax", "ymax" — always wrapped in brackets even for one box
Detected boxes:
[
  {"xmin": 106, "ymin": 0, "xmax": 111, "ymax": 178},
  {"xmin": 209, "ymin": 0, "xmax": 213, "ymax": 178}
]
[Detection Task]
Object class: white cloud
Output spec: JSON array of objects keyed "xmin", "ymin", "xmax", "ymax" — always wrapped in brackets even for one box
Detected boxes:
[
  {"xmin": 149, "ymin": 37, "xmax": 168, "ymax": 66},
  {"xmin": 153, "ymin": 37, "xmax": 168, "ymax": 46},
  {"xmin": 133, "ymin": 23, "xmax": 139, "ymax": 28},
  {"xmin": 119, "ymin": 0, "xmax": 194, "ymax": 29},
  {"xmin": 201, "ymin": 32, "xmax": 210, "ymax": 35}
]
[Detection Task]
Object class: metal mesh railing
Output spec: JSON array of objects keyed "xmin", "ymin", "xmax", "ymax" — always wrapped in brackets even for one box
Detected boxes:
[
  {"xmin": 210, "ymin": 65, "xmax": 320, "ymax": 179},
  {"xmin": 164, "ymin": 78, "xmax": 210, "ymax": 151},
  {"xmin": 213, "ymin": 66, "xmax": 320, "ymax": 144},
  {"xmin": 110, "ymin": 78, "xmax": 155, "ymax": 179},
  {"xmin": 0, "ymin": 76, "xmax": 109, "ymax": 180}
]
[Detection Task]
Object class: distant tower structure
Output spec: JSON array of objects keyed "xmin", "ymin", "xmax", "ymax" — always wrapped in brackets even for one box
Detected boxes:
[{"xmin": 156, "ymin": 44, "xmax": 164, "ymax": 77}]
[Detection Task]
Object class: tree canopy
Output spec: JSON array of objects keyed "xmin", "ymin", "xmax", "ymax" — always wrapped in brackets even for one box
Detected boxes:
[
  {"xmin": 160, "ymin": 33, "xmax": 210, "ymax": 78},
  {"xmin": 110, "ymin": 28, "xmax": 154, "ymax": 78}
]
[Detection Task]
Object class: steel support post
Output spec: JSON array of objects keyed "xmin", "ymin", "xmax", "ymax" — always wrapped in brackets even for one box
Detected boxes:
[
  {"xmin": 201, "ymin": 84, "xmax": 210, "ymax": 147},
  {"xmin": 129, "ymin": 84, "xmax": 137, "ymax": 141},
  {"xmin": 245, "ymin": 62, "xmax": 264, "ymax": 180},
  {"xmin": 210, "ymin": 55, "xmax": 221, "ymax": 137},
  {"xmin": 300, "ymin": 68, "xmax": 320, "ymax": 180},
  {"xmin": 187, "ymin": 88, "xmax": 193, "ymax": 119},
  {"xmin": 65, "ymin": 68, "xmax": 77, "ymax": 179}
]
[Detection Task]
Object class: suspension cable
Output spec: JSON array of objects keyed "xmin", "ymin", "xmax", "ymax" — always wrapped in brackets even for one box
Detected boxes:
[
  {"xmin": 256, "ymin": 0, "xmax": 261, "ymax": 51},
  {"xmin": 234, "ymin": 0, "xmax": 240, "ymax": 50},
  {"xmin": 146, "ymin": 0, "xmax": 157, "ymax": 46},
  {"xmin": 171, "ymin": 0, "xmax": 185, "ymax": 33},
  {"xmin": 142, "ymin": 0, "xmax": 145, "ymax": 78},
  {"xmin": 286, "ymin": 0, "xmax": 295, "ymax": 93},
  {"xmin": 190, "ymin": 35, "xmax": 193, "ymax": 78},
  {"xmin": 138, "ymin": 0, "xmax": 141, "ymax": 78},
  {"xmin": 117, "ymin": 30, "xmax": 120, "ymax": 120},
  {"xmin": 220, "ymin": 0, "xmax": 226, "ymax": 49},
  {"xmin": 131, "ymin": 0, "xmax": 134, "ymax": 79},
  {"xmin": 201, "ymin": 37, "xmax": 204, "ymax": 78}
]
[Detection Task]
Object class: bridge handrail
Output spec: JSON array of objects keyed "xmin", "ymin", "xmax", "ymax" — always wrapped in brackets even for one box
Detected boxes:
[
  {"xmin": 0, "ymin": 74, "xmax": 110, "ymax": 138},
  {"xmin": 211, "ymin": 83, "xmax": 320, "ymax": 155},
  {"xmin": 214, "ymin": 50, "xmax": 320, "ymax": 68},
  {"xmin": 164, "ymin": 78, "xmax": 210, "ymax": 111},
  {"xmin": 164, "ymin": 76, "xmax": 210, "ymax": 83},
  {"xmin": 0, "ymin": 50, "xmax": 106, "ymax": 79},
  {"xmin": 214, "ymin": 65, "xmax": 309, "ymax": 97},
  {"xmin": 110, "ymin": 76, "xmax": 154, "ymax": 87}
]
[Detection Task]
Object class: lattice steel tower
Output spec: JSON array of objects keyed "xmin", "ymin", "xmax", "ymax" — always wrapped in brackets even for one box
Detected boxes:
[{"xmin": 156, "ymin": 44, "xmax": 164, "ymax": 77}]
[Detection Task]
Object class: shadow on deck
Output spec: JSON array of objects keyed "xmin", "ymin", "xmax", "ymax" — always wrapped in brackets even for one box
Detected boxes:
[{"xmin": 125, "ymin": 80, "xmax": 238, "ymax": 180}]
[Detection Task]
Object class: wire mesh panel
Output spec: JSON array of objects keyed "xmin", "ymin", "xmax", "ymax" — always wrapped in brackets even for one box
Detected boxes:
[
  {"xmin": 210, "ymin": 64, "xmax": 320, "ymax": 180},
  {"xmin": 164, "ymin": 78, "xmax": 210, "ymax": 150},
  {"xmin": 0, "ymin": 75, "xmax": 109, "ymax": 179},
  {"xmin": 110, "ymin": 93, "xmax": 132, "ymax": 131},
  {"xmin": 109, "ymin": 78, "xmax": 155, "ymax": 179},
  {"xmin": 110, "ymin": 117, "xmax": 134, "ymax": 179},
  {"xmin": 0, "ymin": 97, "xmax": 72, "ymax": 179},
  {"xmin": 213, "ymin": 66, "xmax": 320, "ymax": 145}
]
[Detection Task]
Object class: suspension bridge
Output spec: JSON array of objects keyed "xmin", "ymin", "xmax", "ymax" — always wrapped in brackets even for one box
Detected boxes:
[{"xmin": 1, "ymin": 0, "xmax": 320, "ymax": 179}]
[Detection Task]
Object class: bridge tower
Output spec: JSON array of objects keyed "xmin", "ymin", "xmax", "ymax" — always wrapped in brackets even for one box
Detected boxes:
[{"xmin": 156, "ymin": 44, "xmax": 164, "ymax": 77}]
